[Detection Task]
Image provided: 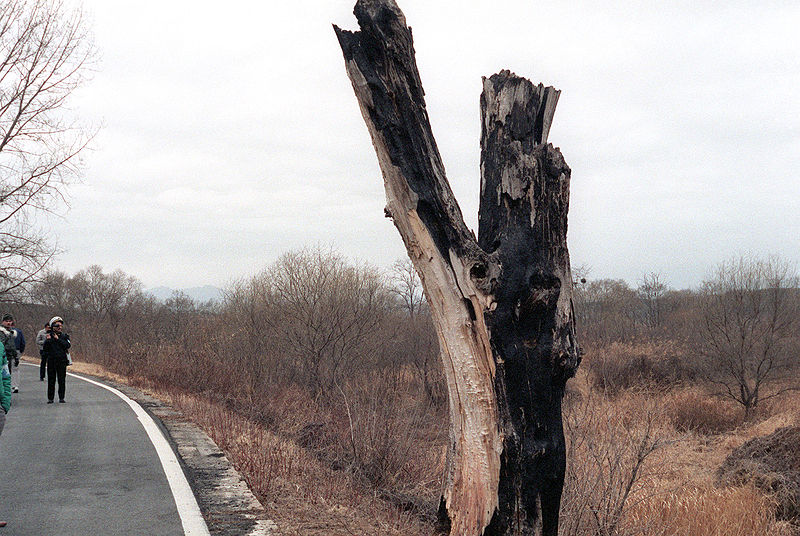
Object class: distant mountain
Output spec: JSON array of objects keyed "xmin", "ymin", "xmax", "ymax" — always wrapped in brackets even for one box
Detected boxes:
[{"xmin": 146, "ymin": 285, "xmax": 224, "ymax": 303}]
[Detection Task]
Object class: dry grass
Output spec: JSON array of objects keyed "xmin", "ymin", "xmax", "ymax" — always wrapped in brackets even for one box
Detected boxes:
[
  {"xmin": 563, "ymin": 372, "xmax": 800, "ymax": 536},
  {"xmin": 627, "ymin": 485, "xmax": 789, "ymax": 536}
]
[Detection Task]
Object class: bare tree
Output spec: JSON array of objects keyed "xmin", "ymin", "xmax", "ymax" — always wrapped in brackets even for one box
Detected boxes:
[
  {"xmin": 32, "ymin": 265, "xmax": 152, "ymax": 369},
  {"xmin": 389, "ymin": 257, "xmax": 425, "ymax": 318},
  {"xmin": 699, "ymin": 255, "xmax": 800, "ymax": 419},
  {"xmin": 387, "ymin": 258, "xmax": 443, "ymax": 403},
  {"xmin": 335, "ymin": 2, "xmax": 580, "ymax": 534},
  {"xmin": 35, "ymin": 265, "xmax": 144, "ymax": 324},
  {"xmin": 0, "ymin": 0, "xmax": 95, "ymax": 298},
  {"xmin": 221, "ymin": 274, "xmax": 281, "ymax": 389},
  {"xmin": 636, "ymin": 272, "xmax": 668, "ymax": 330},
  {"xmin": 29, "ymin": 267, "xmax": 71, "ymax": 311},
  {"xmin": 69, "ymin": 265, "xmax": 144, "ymax": 331},
  {"xmin": 259, "ymin": 248, "xmax": 392, "ymax": 397},
  {"xmin": 575, "ymin": 278, "xmax": 640, "ymax": 344}
]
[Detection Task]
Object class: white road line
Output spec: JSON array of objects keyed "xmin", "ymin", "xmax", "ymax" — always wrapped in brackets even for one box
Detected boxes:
[{"xmin": 23, "ymin": 363, "xmax": 210, "ymax": 536}]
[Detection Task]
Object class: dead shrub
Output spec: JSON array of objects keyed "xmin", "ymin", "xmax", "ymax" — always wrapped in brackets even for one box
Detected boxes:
[
  {"xmin": 560, "ymin": 391, "xmax": 668, "ymax": 536},
  {"xmin": 324, "ymin": 369, "xmax": 445, "ymax": 520},
  {"xmin": 717, "ymin": 426, "xmax": 800, "ymax": 522},
  {"xmin": 663, "ymin": 388, "xmax": 741, "ymax": 435},
  {"xmin": 586, "ymin": 341, "xmax": 698, "ymax": 395}
]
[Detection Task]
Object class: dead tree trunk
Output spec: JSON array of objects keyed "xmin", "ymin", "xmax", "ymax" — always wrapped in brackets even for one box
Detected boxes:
[{"xmin": 334, "ymin": 2, "xmax": 580, "ymax": 535}]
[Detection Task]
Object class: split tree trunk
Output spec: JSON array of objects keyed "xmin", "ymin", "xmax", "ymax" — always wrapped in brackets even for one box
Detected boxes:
[{"xmin": 334, "ymin": 2, "xmax": 580, "ymax": 535}]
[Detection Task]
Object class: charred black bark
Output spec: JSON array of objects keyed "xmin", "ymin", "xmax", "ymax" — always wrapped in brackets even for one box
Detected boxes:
[
  {"xmin": 480, "ymin": 72, "xmax": 580, "ymax": 536},
  {"xmin": 334, "ymin": 1, "xmax": 490, "ymax": 276}
]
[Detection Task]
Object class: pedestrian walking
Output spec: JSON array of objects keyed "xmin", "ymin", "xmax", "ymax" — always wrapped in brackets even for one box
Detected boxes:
[
  {"xmin": 0, "ymin": 315, "xmax": 18, "ymax": 394},
  {"xmin": 36, "ymin": 323, "xmax": 50, "ymax": 381},
  {"xmin": 43, "ymin": 316, "xmax": 70, "ymax": 404}
]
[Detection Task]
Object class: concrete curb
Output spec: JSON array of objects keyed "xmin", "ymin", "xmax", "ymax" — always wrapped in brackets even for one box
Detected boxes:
[{"xmin": 89, "ymin": 376, "xmax": 278, "ymax": 536}]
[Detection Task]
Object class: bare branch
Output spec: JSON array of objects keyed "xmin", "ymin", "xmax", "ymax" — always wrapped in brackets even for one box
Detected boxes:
[{"xmin": 0, "ymin": 0, "xmax": 95, "ymax": 299}]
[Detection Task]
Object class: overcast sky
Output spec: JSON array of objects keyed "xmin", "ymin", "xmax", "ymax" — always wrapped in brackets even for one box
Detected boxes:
[{"xmin": 46, "ymin": 0, "xmax": 800, "ymax": 291}]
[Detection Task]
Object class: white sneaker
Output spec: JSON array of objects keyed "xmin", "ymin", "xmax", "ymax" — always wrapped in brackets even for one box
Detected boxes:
[{"xmin": 12, "ymin": 387, "xmax": 18, "ymax": 393}]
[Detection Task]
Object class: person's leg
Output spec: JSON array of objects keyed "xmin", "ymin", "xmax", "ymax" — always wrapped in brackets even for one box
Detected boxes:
[
  {"xmin": 47, "ymin": 360, "xmax": 56, "ymax": 402},
  {"xmin": 40, "ymin": 354, "xmax": 46, "ymax": 380},
  {"xmin": 57, "ymin": 362, "xmax": 67, "ymax": 402},
  {"xmin": 8, "ymin": 362, "xmax": 16, "ymax": 393}
]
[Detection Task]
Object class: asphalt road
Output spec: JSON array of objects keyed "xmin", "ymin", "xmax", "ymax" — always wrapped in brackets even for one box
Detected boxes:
[{"xmin": 0, "ymin": 362, "xmax": 202, "ymax": 535}]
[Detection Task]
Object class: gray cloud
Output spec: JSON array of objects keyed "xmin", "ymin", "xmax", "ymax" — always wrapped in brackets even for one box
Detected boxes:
[{"xmin": 46, "ymin": 0, "xmax": 800, "ymax": 290}]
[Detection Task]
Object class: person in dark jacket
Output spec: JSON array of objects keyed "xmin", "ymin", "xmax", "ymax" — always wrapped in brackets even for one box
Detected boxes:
[
  {"xmin": 12, "ymin": 320, "xmax": 25, "ymax": 357},
  {"xmin": 43, "ymin": 317, "xmax": 70, "ymax": 404}
]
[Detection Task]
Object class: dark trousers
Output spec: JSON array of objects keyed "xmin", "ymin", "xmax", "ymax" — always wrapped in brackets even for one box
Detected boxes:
[
  {"xmin": 47, "ymin": 359, "xmax": 67, "ymax": 402},
  {"xmin": 40, "ymin": 354, "xmax": 47, "ymax": 380}
]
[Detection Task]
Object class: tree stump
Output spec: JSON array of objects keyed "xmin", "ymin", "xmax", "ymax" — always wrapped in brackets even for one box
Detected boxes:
[{"xmin": 334, "ymin": 2, "xmax": 580, "ymax": 534}]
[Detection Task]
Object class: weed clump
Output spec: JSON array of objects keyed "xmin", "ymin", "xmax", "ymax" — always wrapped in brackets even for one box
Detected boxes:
[{"xmin": 663, "ymin": 388, "xmax": 741, "ymax": 435}]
